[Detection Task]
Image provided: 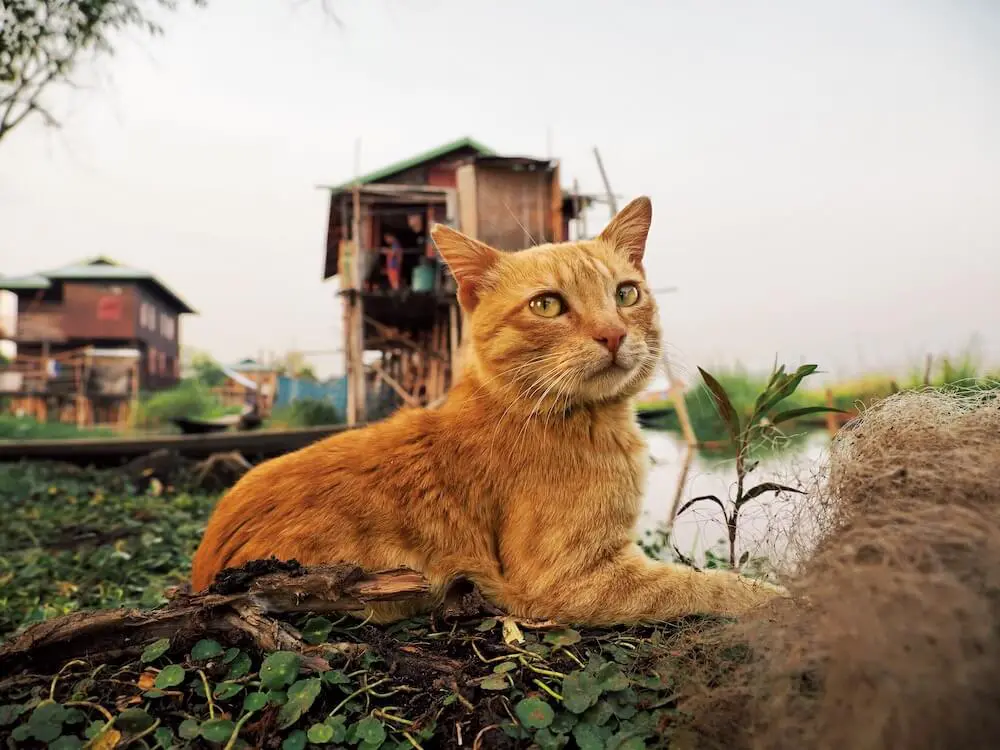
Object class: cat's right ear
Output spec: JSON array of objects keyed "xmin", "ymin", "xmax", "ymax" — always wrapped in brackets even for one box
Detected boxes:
[{"xmin": 430, "ymin": 224, "xmax": 501, "ymax": 311}]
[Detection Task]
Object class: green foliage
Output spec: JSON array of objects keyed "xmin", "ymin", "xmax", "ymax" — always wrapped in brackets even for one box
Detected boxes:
[
  {"xmin": 0, "ymin": 462, "xmax": 217, "ymax": 638},
  {"xmin": 669, "ymin": 363, "xmax": 843, "ymax": 569},
  {"xmin": 0, "ymin": 459, "xmax": 716, "ymax": 748},
  {"xmin": 189, "ymin": 351, "xmax": 227, "ymax": 388},
  {"xmin": 0, "ymin": 415, "xmax": 112, "ymax": 441},
  {"xmin": 271, "ymin": 398, "xmax": 343, "ymax": 428},
  {"xmin": 0, "ymin": 0, "xmax": 207, "ymax": 141},
  {"xmin": 132, "ymin": 378, "xmax": 238, "ymax": 427}
]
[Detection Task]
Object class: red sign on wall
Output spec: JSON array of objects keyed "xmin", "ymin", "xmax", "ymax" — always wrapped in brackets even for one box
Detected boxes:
[{"xmin": 96, "ymin": 295, "xmax": 124, "ymax": 321}]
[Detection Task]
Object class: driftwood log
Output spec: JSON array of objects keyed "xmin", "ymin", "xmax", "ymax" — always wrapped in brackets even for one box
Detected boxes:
[{"xmin": 0, "ymin": 562, "xmax": 432, "ymax": 676}]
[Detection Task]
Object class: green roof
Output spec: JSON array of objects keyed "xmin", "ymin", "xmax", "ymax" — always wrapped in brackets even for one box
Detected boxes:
[
  {"xmin": 0, "ymin": 256, "xmax": 196, "ymax": 314},
  {"xmin": 327, "ymin": 136, "xmax": 493, "ymax": 192},
  {"xmin": 0, "ymin": 273, "xmax": 51, "ymax": 290}
]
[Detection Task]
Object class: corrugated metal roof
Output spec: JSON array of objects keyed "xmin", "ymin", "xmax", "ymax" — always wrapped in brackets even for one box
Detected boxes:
[
  {"xmin": 0, "ymin": 257, "xmax": 196, "ymax": 314},
  {"xmin": 324, "ymin": 136, "xmax": 493, "ymax": 192}
]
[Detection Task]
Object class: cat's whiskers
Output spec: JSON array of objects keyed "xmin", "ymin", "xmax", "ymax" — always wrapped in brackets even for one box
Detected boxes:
[
  {"xmin": 486, "ymin": 357, "xmax": 569, "ymax": 461},
  {"xmin": 512, "ymin": 364, "xmax": 578, "ymax": 457}
]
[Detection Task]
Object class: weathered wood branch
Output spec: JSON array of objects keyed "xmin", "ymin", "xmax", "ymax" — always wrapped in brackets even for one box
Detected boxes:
[{"xmin": 0, "ymin": 564, "xmax": 430, "ymax": 674}]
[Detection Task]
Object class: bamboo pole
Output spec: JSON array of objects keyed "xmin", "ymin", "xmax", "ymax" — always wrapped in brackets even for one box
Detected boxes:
[
  {"xmin": 593, "ymin": 146, "xmax": 617, "ymax": 215},
  {"xmin": 661, "ymin": 352, "xmax": 699, "ymax": 530},
  {"xmin": 370, "ymin": 362, "xmax": 419, "ymax": 408},
  {"xmin": 349, "ymin": 139, "xmax": 367, "ymax": 425}
]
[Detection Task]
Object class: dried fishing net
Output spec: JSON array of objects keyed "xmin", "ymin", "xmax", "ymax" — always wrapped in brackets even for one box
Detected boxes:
[{"xmin": 676, "ymin": 387, "xmax": 1000, "ymax": 750}]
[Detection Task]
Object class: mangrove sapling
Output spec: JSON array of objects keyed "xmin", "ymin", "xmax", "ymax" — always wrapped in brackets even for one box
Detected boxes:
[{"xmin": 674, "ymin": 363, "xmax": 846, "ymax": 569}]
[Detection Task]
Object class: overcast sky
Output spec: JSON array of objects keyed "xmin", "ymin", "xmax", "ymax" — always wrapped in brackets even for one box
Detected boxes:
[{"xmin": 2, "ymin": 0, "xmax": 998, "ymax": 381}]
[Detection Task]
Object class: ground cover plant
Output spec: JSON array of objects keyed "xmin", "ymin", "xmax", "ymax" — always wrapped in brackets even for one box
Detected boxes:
[
  {"xmin": 0, "ymin": 463, "xmax": 216, "ymax": 637},
  {"xmin": 4, "ymin": 380, "xmax": 1000, "ymax": 748}
]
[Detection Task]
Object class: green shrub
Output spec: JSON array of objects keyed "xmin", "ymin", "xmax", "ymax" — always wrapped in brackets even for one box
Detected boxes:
[
  {"xmin": 272, "ymin": 398, "xmax": 342, "ymax": 428},
  {"xmin": 132, "ymin": 380, "xmax": 236, "ymax": 427}
]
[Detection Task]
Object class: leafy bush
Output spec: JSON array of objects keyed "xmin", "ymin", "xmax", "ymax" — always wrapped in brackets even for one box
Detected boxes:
[
  {"xmin": 272, "ymin": 398, "xmax": 342, "ymax": 428},
  {"xmin": 132, "ymin": 380, "xmax": 237, "ymax": 427}
]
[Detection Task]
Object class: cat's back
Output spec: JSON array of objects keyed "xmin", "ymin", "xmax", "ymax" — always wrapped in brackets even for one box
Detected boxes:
[{"xmin": 190, "ymin": 406, "xmax": 444, "ymax": 590}]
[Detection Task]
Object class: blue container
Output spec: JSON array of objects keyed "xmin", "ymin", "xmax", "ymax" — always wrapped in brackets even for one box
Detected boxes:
[{"xmin": 411, "ymin": 262, "xmax": 435, "ymax": 292}]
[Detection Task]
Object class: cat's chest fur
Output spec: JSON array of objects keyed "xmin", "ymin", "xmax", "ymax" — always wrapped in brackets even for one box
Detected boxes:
[{"xmin": 477, "ymin": 408, "xmax": 649, "ymax": 515}]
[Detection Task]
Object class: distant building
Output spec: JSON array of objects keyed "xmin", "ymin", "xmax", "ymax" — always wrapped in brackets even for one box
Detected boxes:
[
  {"xmin": 322, "ymin": 136, "xmax": 603, "ymax": 424},
  {"xmin": 0, "ymin": 256, "xmax": 196, "ymax": 426}
]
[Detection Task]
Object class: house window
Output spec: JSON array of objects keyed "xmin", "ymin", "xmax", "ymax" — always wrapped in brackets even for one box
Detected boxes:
[
  {"xmin": 160, "ymin": 313, "xmax": 175, "ymax": 340},
  {"xmin": 148, "ymin": 347, "xmax": 158, "ymax": 375}
]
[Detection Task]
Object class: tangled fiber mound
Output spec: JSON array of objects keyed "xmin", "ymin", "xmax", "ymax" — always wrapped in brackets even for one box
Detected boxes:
[{"xmin": 680, "ymin": 388, "xmax": 1000, "ymax": 750}]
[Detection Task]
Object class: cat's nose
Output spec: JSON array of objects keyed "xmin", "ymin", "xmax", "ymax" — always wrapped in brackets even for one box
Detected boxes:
[{"xmin": 593, "ymin": 327, "xmax": 627, "ymax": 355}]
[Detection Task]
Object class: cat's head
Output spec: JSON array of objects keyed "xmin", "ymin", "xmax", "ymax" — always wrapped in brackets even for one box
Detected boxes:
[{"xmin": 430, "ymin": 197, "xmax": 661, "ymax": 409}]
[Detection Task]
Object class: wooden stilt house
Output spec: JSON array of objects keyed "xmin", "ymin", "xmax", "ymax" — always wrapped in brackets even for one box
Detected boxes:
[{"xmin": 320, "ymin": 137, "xmax": 597, "ymax": 424}]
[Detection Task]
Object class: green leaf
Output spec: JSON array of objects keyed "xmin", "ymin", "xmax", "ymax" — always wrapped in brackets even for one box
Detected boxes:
[
  {"xmin": 153, "ymin": 726, "xmax": 175, "ymax": 749},
  {"xmin": 583, "ymin": 699, "xmax": 614, "ymax": 727},
  {"xmin": 223, "ymin": 647, "xmax": 241, "ymax": 664},
  {"xmin": 476, "ymin": 617, "xmax": 499, "ymax": 631},
  {"xmin": 154, "ymin": 664, "xmax": 185, "ymax": 689},
  {"xmin": 562, "ymin": 672, "xmax": 600, "ymax": 713},
  {"xmin": 479, "ymin": 675, "xmax": 510, "ymax": 691},
  {"xmin": 596, "ymin": 663, "xmax": 629, "ymax": 693},
  {"xmin": 227, "ymin": 651, "xmax": 253, "ymax": 680},
  {"xmin": 550, "ymin": 712, "xmax": 578, "ymax": 734},
  {"xmin": 0, "ymin": 703, "xmax": 26, "ymax": 726},
  {"xmin": 324, "ymin": 716, "xmax": 348, "ymax": 743},
  {"xmin": 243, "ymin": 692, "xmax": 268, "ymax": 713},
  {"xmin": 200, "ymin": 718, "xmax": 236, "ymax": 743},
  {"xmin": 515, "ymin": 697, "xmax": 554, "ymax": 729},
  {"xmin": 698, "ymin": 367, "xmax": 741, "ymax": 444},
  {"xmin": 543, "ymin": 628, "xmax": 581, "ymax": 647},
  {"xmin": 308, "ymin": 722, "xmax": 335, "ymax": 743},
  {"xmin": 260, "ymin": 651, "xmax": 301, "ymax": 690},
  {"xmin": 191, "ymin": 638, "xmax": 224, "ymax": 661},
  {"xmin": 28, "ymin": 701, "xmax": 67, "ymax": 742},
  {"xmin": 753, "ymin": 364, "xmax": 819, "ymax": 422},
  {"xmin": 768, "ymin": 405, "xmax": 847, "ymax": 426},
  {"xmin": 282, "ymin": 730, "xmax": 307, "ymax": 750},
  {"xmin": 321, "ymin": 670, "xmax": 350, "ymax": 686},
  {"xmin": 493, "ymin": 661, "xmax": 518, "ymax": 674},
  {"xmin": 50, "ymin": 736, "xmax": 83, "ymax": 750},
  {"xmin": 116, "ymin": 708, "xmax": 156, "ymax": 733},
  {"xmin": 354, "ymin": 716, "xmax": 387, "ymax": 745},
  {"xmin": 301, "ymin": 616, "xmax": 334, "ymax": 645},
  {"xmin": 534, "ymin": 727, "xmax": 568, "ymax": 750},
  {"xmin": 608, "ymin": 735, "xmax": 646, "ymax": 750},
  {"xmin": 574, "ymin": 723, "xmax": 606, "ymax": 750},
  {"xmin": 741, "ymin": 482, "xmax": 805, "ymax": 503},
  {"xmin": 214, "ymin": 681, "xmax": 243, "ymax": 700},
  {"xmin": 178, "ymin": 719, "xmax": 201, "ymax": 740},
  {"xmin": 85, "ymin": 721, "xmax": 108, "ymax": 740},
  {"xmin": 11, "ymin": 724, "xmax": 31, "ymax": 742},
  {"xmin": 277, "ymin": 678, "xmax": 322, "ymax": 730},
  {"xmin": 140, "ymin": 638, "xmax": 171, "ymax": 663}
]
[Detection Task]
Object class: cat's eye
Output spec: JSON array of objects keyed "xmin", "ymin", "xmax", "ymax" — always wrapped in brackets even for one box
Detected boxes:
[
  {"xmin": 528, "ymin": 293, "xmax": 565, "ymax": 318},
  {"xmin": 617, "ymin": 283, "xmax": 640, "ymax": 307}
]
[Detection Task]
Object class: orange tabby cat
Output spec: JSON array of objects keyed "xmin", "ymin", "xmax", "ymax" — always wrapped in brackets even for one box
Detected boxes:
[{"xmin": 191, "ymin": 197, "xmax": 783, "ymax": 625}]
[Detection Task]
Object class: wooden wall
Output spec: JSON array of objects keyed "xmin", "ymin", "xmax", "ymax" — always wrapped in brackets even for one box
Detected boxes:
[
  {"xmin": 14, "ymin": 282, "xmax": 184, "ymax": 392},
  {"xmin": 455, "ymin": 163, "xmax": 564, "ymax": 251}
]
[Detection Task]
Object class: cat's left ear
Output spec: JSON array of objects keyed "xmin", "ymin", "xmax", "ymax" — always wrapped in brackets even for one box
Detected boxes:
[
  {"xmin": 430, "ymin": 224, "xmax": 501, "ymax": 312},
  {"xmin": 598, "ymin": 196, "xmax": 652, "ymax": 271}
]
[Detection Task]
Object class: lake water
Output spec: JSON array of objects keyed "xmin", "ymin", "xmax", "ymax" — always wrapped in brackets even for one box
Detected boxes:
[{"xmin": 637, "ymin": 428, "xmax": 832, "ymax": 565}]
